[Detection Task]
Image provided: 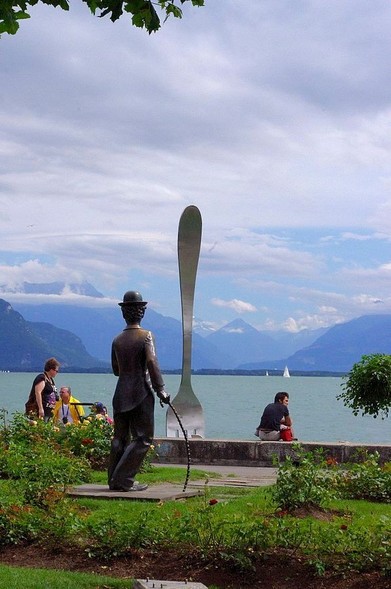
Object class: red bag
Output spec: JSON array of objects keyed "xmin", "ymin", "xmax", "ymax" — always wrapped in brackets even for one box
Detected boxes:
[{"xmin": 280, "ymin": 428, "xmax": 293, "ymax": 441}]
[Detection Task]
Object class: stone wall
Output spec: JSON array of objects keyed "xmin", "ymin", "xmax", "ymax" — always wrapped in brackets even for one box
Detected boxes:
[{"xmin": 154, "ymin": 437, "xmax": 391, "ymax": 466}]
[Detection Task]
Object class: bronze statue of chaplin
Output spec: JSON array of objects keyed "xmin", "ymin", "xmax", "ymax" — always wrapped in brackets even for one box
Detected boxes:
[{"xmin": 108, "ymin": 291, "xmax": 170, "ymax": 491}]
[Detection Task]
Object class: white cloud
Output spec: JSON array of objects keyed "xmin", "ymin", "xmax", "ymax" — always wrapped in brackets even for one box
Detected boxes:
[
  {"xmin": 0, "ymin": 291, "xmax": 117, "ymax": 308},
  {"xmin": 1, "ymin": 1, "xmax": 391, "ymax": 331},
  {"xmin": 281, "ymin": 313, "xmax": 346, "ymax": 333},
  {"xmin": 211, "ymin": 298, "xmax": 257, "ymax": 314}
]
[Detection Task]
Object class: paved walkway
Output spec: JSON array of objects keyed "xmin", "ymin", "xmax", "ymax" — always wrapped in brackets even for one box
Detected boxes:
[
  {"xmin": 69, "ymin": 464, "xmax": 277, "ymax": 502},
  {"xmin": 156, "ymin": 463, "xmax": 278, "ymax": 488}
]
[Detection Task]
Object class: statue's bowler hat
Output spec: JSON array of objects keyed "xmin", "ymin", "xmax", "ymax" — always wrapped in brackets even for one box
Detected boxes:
[{"xmin": 118, "ymin": 291, "xmax": 148, "ymax": 307}]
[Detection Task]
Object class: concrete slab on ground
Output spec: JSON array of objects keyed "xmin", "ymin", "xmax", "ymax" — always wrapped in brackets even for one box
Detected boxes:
[
  {"xmin": 68, "ymin": 465, "xmax": 277, "ymax": 502},
  {"xmin": 68, "ymin": 483, "xmax": 202, "ymax": 502}
]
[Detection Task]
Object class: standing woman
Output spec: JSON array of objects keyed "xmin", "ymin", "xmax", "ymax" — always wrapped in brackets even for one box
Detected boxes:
[{"xmin": 25, "ymin": 357, "xmax": 60, "ymax": 421}]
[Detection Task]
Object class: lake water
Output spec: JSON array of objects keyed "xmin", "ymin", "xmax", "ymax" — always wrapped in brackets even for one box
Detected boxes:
[{"xmin": 1, "ymin": 373, "xmax": 389, "ymax": 444}]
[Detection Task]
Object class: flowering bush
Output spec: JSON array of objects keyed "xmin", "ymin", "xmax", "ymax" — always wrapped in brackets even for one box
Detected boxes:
[
  {"xmin": 273, "ymin": 444, "xmax": 391, "ymax": 511},
  {"xmin": 336, "ymin": 450, "xmax": 391, "ymax": 503},
  {"xmin": 0, "ymin": 412, "xmax": 91, "ymax": 507},
  {"xmin": 55, "ymin": 414, "xmax": 114, "ymax": 469},
  {"xmin": 0, "ymin": 411, "xmax": 157, "ymax": 475}
]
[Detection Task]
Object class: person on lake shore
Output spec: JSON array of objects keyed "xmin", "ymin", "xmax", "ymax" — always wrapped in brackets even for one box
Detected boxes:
[
  {"xmin": 52, "ymin": 386, "xmax": 85, "ymax": 425},
  {"xmin": 107, "ymin": 290, "xmax": 170, "ymax": 492},
  {"xmin": 25, "ymin": 357, "xmax": 60, "ymax": 421},
  {"xmin": 255, "ymin": 391, "xmax": 295, "ymax": 441}
]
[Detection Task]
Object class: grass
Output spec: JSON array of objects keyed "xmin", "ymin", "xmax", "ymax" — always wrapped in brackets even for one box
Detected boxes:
[
  {"xmin": 0, "ymin": 565, "xmax": 133, "ymax": 588},
  {"xmin": 1, "ymin": 414, "xmax": 389, "ymax": 584},
  {"xmin": 4, "ymin": 463, "xmax": 388, "ymax": 527},
  {"xmin": 89, "ymin": 465, "xmax": 218, "ymax": 485},
  {"xmin": 76, "ymin": 470, "xmax": 391, "ymax": 539},
  {"xmin": 78, "ymin": 466, "xmax": 269, "ymax": 517},
  {"xmin": 0, "ymin": 463, "xmax": 389, "ymax": 580}
]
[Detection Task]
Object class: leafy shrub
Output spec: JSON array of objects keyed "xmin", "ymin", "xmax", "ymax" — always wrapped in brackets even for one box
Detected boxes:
[
  {"xmin": 54, "ymin": 414, "xmax": 114, "ymax": 469},
  {"xmin": 338, "ymin": 353, "xmax": 391, "ymax": 418},
  {"xmin": 0, "ymin": 411, "xmax": 156, "ymax": 490},
  {"xmin": 272, "ymin": 445, "xmax": 339, "ymax": 511},
  {"xmin": 84, "ymin": 512, "xmax": 153, "ymax": 559},
  {"xmin": 0, "ymin": 502, "xmax": 42, "ymax": 545},
  {"xmin": 1, "ymin": 443, "xmax": 91, "ymax": 507},
  {"xmin": 0, "ymin": 412, "xmax": 92, "ymax": 507},
  {"xmin": 273, "ymin": 445, "xmax": 391, "ymax": 511},
  {"xmin": 336, "ymin": 451, "xmax": 391, "ymax": 503}
]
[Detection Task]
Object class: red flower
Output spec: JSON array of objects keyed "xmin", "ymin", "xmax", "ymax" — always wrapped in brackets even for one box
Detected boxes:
[
  {"xmin": 340, "ymin": 524, "xmax": 348, "ymax": 530},
  {"xmin": 209, "ymin": 498, "xmax": 218, "ymax": 505},
  {"xmin": 81, "ymin": 438, "xmax": 93, "ymax": 445}
]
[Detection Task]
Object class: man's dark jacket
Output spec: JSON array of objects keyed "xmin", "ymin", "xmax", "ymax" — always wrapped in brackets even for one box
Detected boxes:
[{"xmin": 111, "ymin": 326, "xmax": 165, "ymax": 414}]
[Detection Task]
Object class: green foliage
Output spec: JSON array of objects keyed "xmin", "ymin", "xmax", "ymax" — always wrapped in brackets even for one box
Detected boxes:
[
  {"xmin": 0, "ymin": 0, "xmax": 205, "ymax": 36},
  {"xmin": 138, "ymin": 441, "xmax": 158, "ymax": 473},
  {"xmin": 0, "ymin": 500, "xmax": 40, "ymax": 545},
  {"xmin": 272, "ymin": 445, "xmax": 391, "ymax": 511},
  {"xmin": 84, "ymin": 511, "xmax": 153, "ymax": 559},
  {"xmin": 0, "ymin": 412, "xmax": 90, "ymax": 508},
  {"xmin": 338, "ymin": 353, "xmax": 391, "ymax": 418},
  {"xmin": 48, "ymin": 482, "xmax": 391, "ymax": 576},
  {"xmin": 286, "ymin": 512, "xmax": 391, "ymax": 575},
  {"xmin": 336, "ymin": 451, "xmax": 391, "ymax": 503},
  {"xmin": 272, "ymin": 445, "xmax": 339, "ymax": 511},
  {"xmin": 0, "ymin": 411, "xmax": 390, "ymax": 577},
  {"xmin": 0, "ymin": 410, "xmax": 155, "ymax": 476},
  {"xmin": 55, "ymin": 413, "xmax": 114, "ymax": 469}
]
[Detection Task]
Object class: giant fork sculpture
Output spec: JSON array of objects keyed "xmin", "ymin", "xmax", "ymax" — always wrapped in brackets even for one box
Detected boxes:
[{"xmin": 166, "ymin": 205, "xmax": 205, "ymax": 438}]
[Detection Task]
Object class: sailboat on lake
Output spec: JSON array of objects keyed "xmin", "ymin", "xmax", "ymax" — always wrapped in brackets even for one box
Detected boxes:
[{"xmin": 283, "ymin": 365, "xmax": 290, "ymax": 378}]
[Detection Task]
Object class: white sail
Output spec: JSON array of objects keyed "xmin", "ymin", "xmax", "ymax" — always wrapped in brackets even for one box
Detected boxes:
[
  {"xmin": 283, "ymin": 365, "xmax": 290, "ymax": 378},
  {"xmin": 265, "ymin": 370, "xmax": 269, "ymax": 376}
]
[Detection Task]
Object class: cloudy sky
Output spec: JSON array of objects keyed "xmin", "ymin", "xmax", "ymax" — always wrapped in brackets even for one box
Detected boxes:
[{"xmin": 1, "ymin": 0, "xmax": 391, "ymax": 334}]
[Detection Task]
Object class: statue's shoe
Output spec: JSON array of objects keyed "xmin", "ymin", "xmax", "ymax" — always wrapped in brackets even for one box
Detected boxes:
[
  {"xmin": 129, "ymin": 482, "xmax": 148, "ymax": 491},
  {"xmin": 109, "ymin": 481, "xmax": 148, "ymax": 492}
]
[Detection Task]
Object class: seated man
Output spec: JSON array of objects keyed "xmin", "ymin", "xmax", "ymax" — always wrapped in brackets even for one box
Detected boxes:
[
  {"xmin": 255, "ymin": 391, "xmax": 294, "ymax": 440},
  {"xmin": 52, "ymin": 386, "xmax": 85, "ymax": 425}
]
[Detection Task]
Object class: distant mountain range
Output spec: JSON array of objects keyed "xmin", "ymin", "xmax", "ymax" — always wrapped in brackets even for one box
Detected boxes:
[
  {"xmin": 2, "ymin": 281, "xmax": 391, "ymax": 373},
  {"xmin": 0, "ymin": 299, "xmax": 106, "ymax": 371},
  {"xmin": 204, "ymin": 318, "xmax": 327, "ymax": 365},
  {"xmin": 238, "ymin": 314, "xmax": 391, "ymax": 373},
  {"xmin": 276, "ymin": 314, "xmax": 391, "ymax": 372},
  {"xmin": 12, "ymin": 301, "xmax": 232, "ymax": 371}
]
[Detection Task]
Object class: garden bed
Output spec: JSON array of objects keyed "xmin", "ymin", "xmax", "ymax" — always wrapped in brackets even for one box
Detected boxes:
[{"xmin": 0, "ymin": 544, "xmax": 389, "ymax": 589}]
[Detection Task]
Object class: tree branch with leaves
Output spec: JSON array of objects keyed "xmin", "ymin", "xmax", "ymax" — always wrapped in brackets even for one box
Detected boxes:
[
  {"xmin": 338, "ymin": 353, "xmax": 391, "ymax": 419},
  {"xmin": 0, "ymin": 0, "xmax": 205, "ymax": 36}
]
